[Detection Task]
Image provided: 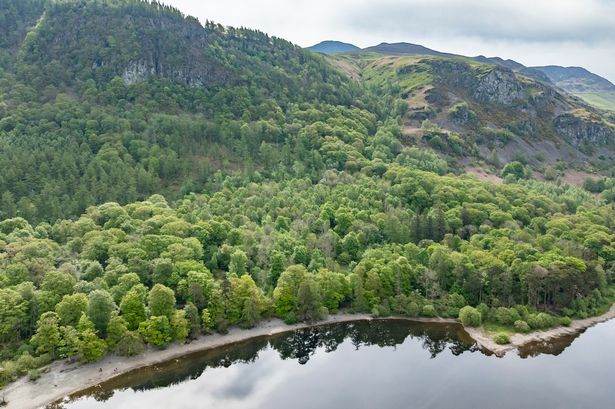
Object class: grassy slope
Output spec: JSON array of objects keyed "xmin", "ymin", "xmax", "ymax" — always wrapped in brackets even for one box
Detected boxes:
[{"xmin": 575, "ymin": 92, "xmax": 615, "ymax": 111}]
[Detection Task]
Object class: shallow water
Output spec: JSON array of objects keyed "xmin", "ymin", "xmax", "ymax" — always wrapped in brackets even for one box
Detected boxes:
[{"xmin": 57, "ymin": 318, "xmax": 615, "ymax": 409}]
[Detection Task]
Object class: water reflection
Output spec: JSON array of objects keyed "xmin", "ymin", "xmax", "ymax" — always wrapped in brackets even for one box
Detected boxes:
[
  {"xmin": 62, "ymin": 320, "xmax": 475, "ymax": 406},
  {"xmin": 57, "ymin": 318, "xmax": 615, "ymax": 409}
]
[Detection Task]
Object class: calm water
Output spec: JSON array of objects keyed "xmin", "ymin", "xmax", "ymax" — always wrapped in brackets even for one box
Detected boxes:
[{"xmin": 56, "ymin": 318, "xmax": 615, "ymax": 409}]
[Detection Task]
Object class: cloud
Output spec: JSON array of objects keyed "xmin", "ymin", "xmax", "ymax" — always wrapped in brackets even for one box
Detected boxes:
[
  {"xmin": 162, "ymin": 0, "xmax": 615, "ymax": 82},
  {"xmin": 344, "ymin": 0, "xmax": 615, "ymax": 44}
]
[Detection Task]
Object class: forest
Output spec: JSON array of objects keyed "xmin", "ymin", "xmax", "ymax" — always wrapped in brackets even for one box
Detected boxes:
[{"xmin": 1, "ymin": 0, "xmax": 615, "ymax": 389}]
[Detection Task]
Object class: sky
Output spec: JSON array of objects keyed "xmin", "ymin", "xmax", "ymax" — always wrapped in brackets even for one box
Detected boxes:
[{"xmin": 161, "ymin": 0, "xmax": 615, "ymax": 83}]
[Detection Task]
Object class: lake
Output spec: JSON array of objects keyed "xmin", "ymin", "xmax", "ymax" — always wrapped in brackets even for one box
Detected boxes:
[{"xmin": 56, "ymin": 318, "xmax": 615, "ymax": 409}]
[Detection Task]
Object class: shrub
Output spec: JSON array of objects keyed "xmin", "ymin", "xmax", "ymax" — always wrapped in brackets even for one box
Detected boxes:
[
  {"xmin": 477, "ymin": 303, "xmax": 490, "ymax": 321},
  {"xmin": 513, "ymin": 320, "xmax": 530, "ymax": 333},
  {"xmin": 407, "ymin": 302, "xmax": 420, "ymax": 317},
  {"xmin": 493, "ymin": 333, "xmax": 510, "ymax": 345},
  {"xmin": 527, "ymin": 313, "xmax": 556, "ymax": 330},
  {"xmin": 421, "ymin": 304, "xmax": 437, "ymax": 318},
  {"xmin": 559, "ymin": 316, "xmax": 572, "ymax": 327},
  {"xmin": 27, "ymin": 368, "xmax": 41, "ymax": 381},
  {"xmin": 459, "ymin": 306, "xmax": 482, "ymax": 327},
  {"xmin": 494, "ymin": 307, "xmax": 521, "ymax": 326}
]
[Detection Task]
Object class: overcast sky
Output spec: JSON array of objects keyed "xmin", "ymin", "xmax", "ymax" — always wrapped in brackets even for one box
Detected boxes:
[{"xmin": 162, "ymin": 0, "xmax": 615, "ymax": 82}]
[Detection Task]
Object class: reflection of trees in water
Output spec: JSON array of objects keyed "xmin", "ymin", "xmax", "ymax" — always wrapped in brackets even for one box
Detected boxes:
[
  {"xmin": 270, "ymin": 320, "xmax": 477, "ymax": 364},
  {"xmin": 66, "ymin": 320, "xmax": 478, "ymax": 405},
  {"xmin": 517, "ymin": 330, "xmax": 582, "ymax": 358}
]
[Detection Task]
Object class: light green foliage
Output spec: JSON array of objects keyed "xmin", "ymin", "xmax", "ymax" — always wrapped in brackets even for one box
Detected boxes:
[
  {"xmin": 0, "ymin": 288, "xmax": 27, "ymax": 343},
  {"xmin": 201, "ymin": 309, "xmax": 213, "ymax": 334},
  {"xmin": 77, "ymin": 315, "xmax": 107, "ymax": 363},
  {"xmin": 229, "ymin": 250, "xmax": 248, "ymax": 276},
  {"xmin": 459, "ymin": 306, "xmax": 481, "ymax": 327},
  {"xmin": 170, "ymin": 310, "xmax": 189, "ymax": 343},
  {"xmin": 147, "ymin": 284, "xmax": 176, "ymax": 319},
  {"xmin": 226, "ymin": 274, "xmax": 266, "ymax": 328},
  {"xmin": 493, "ymin": 333, "xmax": 510, "ymax": 345},
  {"xmin": 514, "ymin": 320, "xmax": 530, "ymax": 333},
  {"xmin": 273, "ymin": 265, "xmax": 306, "ymax": 318},
  {"xmin": 0, "ymin": 0, "xmax": 614, "ymax": 379},
  {"xmin": 120, "ymin": 289, "xmax": 146, "ymax": 330},
  {"xmin": 31, "ymin": 312, "xmax": 61, "ymax": 357},
  {"xmin": 106, "ymin": 312, "xmax": 129, "ymax": 349},
  {"xmin": 55, "ymin": 294, "xmax": 88, "ymax": 327},
  {"xmin": 421, "ymin": 304, "xmax": 437, "ymax": 318},
  {"xmin": 139, "ymin": 316, "xmax": 173, "ymax": 348}
]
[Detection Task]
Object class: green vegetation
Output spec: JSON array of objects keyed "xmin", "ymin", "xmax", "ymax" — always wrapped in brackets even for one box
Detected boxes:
[
  {"xmin": 575, "ymin": 93, "xmax": 615, "ymax": 112},
  {"xmin": 493, "ymin": 333, "xmax": 510, "ymax": 345},
  {"xmin": 1, "ymin": 0, "xmax": 615, "ymax": 391},
  {"xmin": 459, "ymin": 306, "xmax": 481, "ymax": 327}
]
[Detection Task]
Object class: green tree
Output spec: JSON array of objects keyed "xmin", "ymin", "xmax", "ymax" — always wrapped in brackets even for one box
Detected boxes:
[
  {"xmin": 170, "ymin": 310, "xmax": 189, "ymax": 343},
  {"xmin": 106, "ymin": 311, "xmax": 129, "ymax": 349},
  {"xmin": 147, "ymin": 284, "xmax": 176, "ymax": 319},
  {"xmin": 55, "ymin": 293, "xmax": 88, "ymax": 327},
  {"xmin": 139, "ymin": 316, "xmax": 173, "ymax": 348},
  {"xmin": 120, "ymin": 288, "xmax": 146, "ymax": 330},
  {"xmin": 77, "ymin": 314, "xmax": 107, "ymax": 363},
  {"xmin": 31, "ymin": 312, "xmax": 61, "ymax": 358},
  {"xmin": 458, "ymin": 306, "xmax": 481, "ymax": 327},
  {"xmin": 296, "ymin": 279, "xmax": 325, "ymax": 323},
  {"xmin": 87, "ymin": 289, "xmax": 116, "ymax": 336},
  {"xmin": 184, "ymin": 302, "xmax": 201, "ymax": 339}
]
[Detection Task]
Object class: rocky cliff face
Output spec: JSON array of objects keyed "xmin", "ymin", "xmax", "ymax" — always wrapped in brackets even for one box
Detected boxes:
[
  {"xmin": 554, "ymin": 113, "xmax": 615, "ymax": 146},
  {"xmin": 427, "ymin": 60, "xmax": 525, "ymax": 105},
  {"xmin": 20, "ymin": 2, "xmax": 232, "ymax": 87},
  {"xmin": 473, "ymin": 68, "xmax": 524, "ymax": 105}
]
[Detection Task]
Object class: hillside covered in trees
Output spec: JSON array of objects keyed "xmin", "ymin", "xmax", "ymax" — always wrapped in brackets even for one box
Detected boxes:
[{"xmin": 1, "ymin": 0, "xmax": 615, "ymax": 390}]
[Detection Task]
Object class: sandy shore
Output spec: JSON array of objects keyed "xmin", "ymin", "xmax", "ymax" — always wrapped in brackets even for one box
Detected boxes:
[
  {"xmin": 465, "ymin": 303, "xmax": 615, "ymax": 356},
  {"xmin": 3, "ymin": 307, "xmax": 614, "ymax": 408}
]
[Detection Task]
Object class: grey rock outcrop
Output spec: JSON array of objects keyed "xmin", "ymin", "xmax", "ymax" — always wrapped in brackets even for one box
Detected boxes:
[{"xmin": 554, "ymin": 113, "xmax": 615, "ymax": 146}]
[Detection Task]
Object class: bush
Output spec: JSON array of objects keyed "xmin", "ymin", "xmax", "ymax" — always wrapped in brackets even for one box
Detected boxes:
[
  {"xmin": 559, "ymin": 316, "xmax": 572, "ymax": 327},
  {"xmin": 115, "ymin": 331, "xmax": 145, "ymax": 357},
  {"xmin": 407, "ymin": 301, "xmax": 420, "ymax": 317},
  {"xmin": 477, "ymin": 303, "xmax": 489, "ymax": 321},
  {"xmin": 421, "ymin": 304, "xmax": 437, "ymax": 318},
  {"xmin": 494, "ymin": 307, "xmax": 521, "ymax": 326},
  {"xmin": 527, "ymin": 313, "xmax": 556, "ymax": 330},
  {"xmin": 27, "ymin": 368, "xmax": 41, "ymax": 381},
  {"xmin": 493, "ymin": 333, "xmax": 510, "ymax": 345},
  {"xmin": 513, "ymin": 320, "xmax": 530, "ymax": 333},
  {"xmin": 459, "ymin": 306, "xmax": 482, "ymax": 327}
]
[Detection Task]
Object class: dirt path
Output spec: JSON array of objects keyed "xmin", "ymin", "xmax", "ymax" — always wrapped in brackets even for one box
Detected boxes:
[{"xmin": 3, "ymin": 307, "xmax": 615, "ymax": 408}]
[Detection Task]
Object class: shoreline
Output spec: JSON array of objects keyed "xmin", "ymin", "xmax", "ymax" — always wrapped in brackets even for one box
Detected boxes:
[
  {"xmin": 3, "ymin": 307, "xmax": 615, "ymax": 409},
  {"xmin": 464, "ymin": 303, "xmax": 615, "ymax": 356}
]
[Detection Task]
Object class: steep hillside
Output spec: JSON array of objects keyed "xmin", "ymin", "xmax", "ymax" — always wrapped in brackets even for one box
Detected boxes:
[
  {"xmin": 331, "ymin": 53, "xmax": 615, "ymax": 173},
  {"xmin": 0, "ymin": 0, "xmax": 389, "ymax": 222},
  {"xmin": 307, "ymin": 40, "xmax": 360, "ymax": 54}
]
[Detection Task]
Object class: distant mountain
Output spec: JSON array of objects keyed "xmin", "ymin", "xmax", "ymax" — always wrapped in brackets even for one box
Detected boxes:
[
  {"xmin": 474, "ymin": 56, "xmax": 552, "ymax": 83},
  {"xmin": 308, "ymin": 40, "xmax": 615, "ymax": 110},
  {"xmin": 533, "ymin": 66, "xmax": 615, "ymax": 93},
  {"xmin": 363, "ymin": 42, "xmax": 459, "ymax": 58},
  {"xmin": 533, "ymin": 66, "xmax": 615, "ymax": 111},
  {"xmin": 306, "ymin": 40, "xmax": 360, "ymax": 54}
]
